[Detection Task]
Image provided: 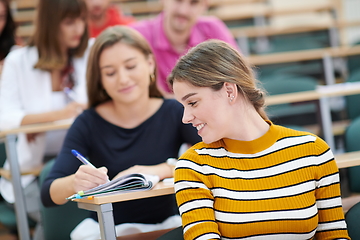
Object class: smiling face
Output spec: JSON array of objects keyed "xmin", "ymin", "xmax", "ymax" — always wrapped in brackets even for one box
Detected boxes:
[
  {"xmin": 173, "ymin": 80, "xmax": 234, "ymax": 144},
  {"xmin": 99, "ymin": 42, "xmax": 155, "ymax": 104},
  {"xmin": 59, "ymin": 16, "xmax": 86, "ymax": 50},
  {"xmin": 162, "ymin": 0, "xmax": 206, "ymax": 34}
]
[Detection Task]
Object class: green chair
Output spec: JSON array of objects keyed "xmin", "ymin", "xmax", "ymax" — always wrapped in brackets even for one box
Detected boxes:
[
  {"xmin": 262, "ymin": 76, "xmax": 318, "ymax": 125},
  {"xmin": 345, "ymin": 69, "xmax": 360, "ymax": 120},
  {"xmin": 38, "ymin": 159, "xmax": 89, "ymax": 240},
  {"xmin": 0, "ymin": 142, "xmax": 39, "ymax": 234},
  {"xmin": 283, "ymin": 125, "xmax": 308, "ymax": 132},
  {"xmin": 0, "ymin": 142, "xmax": 5, "ymax": 167},
  {"xmin": 156, "ymin": 226, "xmax": 184, "ymax": 240},
  {"xmin": 347, "ymin": 40, "xmax": 360, "ymax": 75},
  {"xmin": 345, "ymin": 201, "xmax": 360, "ymax": 239},
  {"xmin": 344, "ymin": 117, "xmax": 360, "ymax": 193},
  {"xmin": 268, "ymin": 31, "xmax": 327, "ymax": 53},
  {"xmin": 0, "ymin": 142, "xmax": 18, "ymax": 231}
]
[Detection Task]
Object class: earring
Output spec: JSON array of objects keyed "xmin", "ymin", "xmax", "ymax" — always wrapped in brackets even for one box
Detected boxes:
[
  {"xmin": 230, "ymin": 95, "xmax": 235, "ymax": 102},
  {"xmin": 150, "ymin": 73, "xmax": 155, "ymax": 83}
]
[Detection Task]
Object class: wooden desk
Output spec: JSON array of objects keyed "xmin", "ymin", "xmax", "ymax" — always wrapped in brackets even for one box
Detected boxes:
[
  {"xmin": 230, "ymin": 19, "xmax": 360, "ymax": 39},
  {"xmin": 247, "ymin": 45, "xmax": 360, "ymax": 88},
  {"xmin": 248, "ymin": 45, "xmax": 360, "ymax": 66},
  {"xmin": 335, "ymin": 151, "xmax": 360, "ymax": 169},
  {"xmin": 265, "ymin": 82, "xmax": 360, "ymax": 150},
  {"xmin": 72, "ymin": 181, "xmax": 174, "ymax": 240},
  {"xmin": 209, "ymin": 1, "xmax": 335, "ymax": 22},
  {"xmin": 0, "ymin": 119, "xmax": 73, "ymax": 240}
]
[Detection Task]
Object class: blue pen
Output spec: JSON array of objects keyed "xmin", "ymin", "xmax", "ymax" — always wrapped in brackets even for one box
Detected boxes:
[
  {"xmin": 64, "ymin": 87, "xmax": 76, "ymax": 103},
  {"xmin": 67, "ymin": 150, "xmax": 108, "ymax": 200},
  {"xmin": 71, "ymin": 149, "xmax": 96, "ymax": 168}
]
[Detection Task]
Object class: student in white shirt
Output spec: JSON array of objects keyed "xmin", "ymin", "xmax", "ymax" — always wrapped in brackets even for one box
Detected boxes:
[{"xmin": 0, "ymin": 0, "xmax": 92, "ymax": 226}]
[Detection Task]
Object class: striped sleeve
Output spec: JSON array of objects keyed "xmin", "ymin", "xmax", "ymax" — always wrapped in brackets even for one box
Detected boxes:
[
  {"xmin": 175, "ymin": 156, "xmax": 221, "ymax": 240},
  {"xmin": 313, "ymin": 137, "xmax": 350, "ymax": 239}
]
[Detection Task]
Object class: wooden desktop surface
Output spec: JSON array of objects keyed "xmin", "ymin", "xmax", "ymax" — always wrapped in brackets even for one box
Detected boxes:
[
  {"xmin": 72, "ymin": 181, "xmax": 174, "ymax": 205},
  {"xmin": 336, "ymin": 151, "xmax": 360, "ymax": 169},
  {"xmin": 0, "ymin": 119, "xmax": 73, "ymax": 138},
  {"xmin": 230, "ymin": 20, "xmax": 360, "ymax": 38},
  {"xmin": 73, "ymin": 150, "xmax": 360, "ymax": 206},
  {"xmin": 265, "ymin": 82, "xmax": 360, "ymax": 106},
  {"xmin": 248, "ymin": 45, "xmax": 360, "ymax": 66}
]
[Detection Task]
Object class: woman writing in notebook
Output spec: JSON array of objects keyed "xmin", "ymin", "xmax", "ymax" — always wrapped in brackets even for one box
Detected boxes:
[
  {"xmin": 168, "ymin": 40, "xmax": 350, "ymax": 239},
  {"xmin": 0, "ymin": 0, "xmax": 91, "ymax": 221},
  {"xmin": 41, "ymin": 26, "xmax": 200, "ymax": 239}
]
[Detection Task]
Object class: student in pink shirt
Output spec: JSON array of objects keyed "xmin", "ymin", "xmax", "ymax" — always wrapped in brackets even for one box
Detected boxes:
[{"xmin": 132, "ymin": 0, "xmax": 238, "ymax": 98}]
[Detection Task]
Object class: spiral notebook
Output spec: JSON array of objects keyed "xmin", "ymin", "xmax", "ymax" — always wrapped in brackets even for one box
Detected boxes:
[{"xmin": 67, "ymin": 173, "xmax": 160, "ymax": 199}]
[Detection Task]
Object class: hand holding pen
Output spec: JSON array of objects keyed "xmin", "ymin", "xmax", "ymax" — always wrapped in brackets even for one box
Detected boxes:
[{"xmin": 71, "ymin": 149, "xmax": 109, "ymax": 194}]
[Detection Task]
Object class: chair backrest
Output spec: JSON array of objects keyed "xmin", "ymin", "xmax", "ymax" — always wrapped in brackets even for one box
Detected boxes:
[
  {"xmin": 345, "ymin": 69, "xmax": 360, "ymax": 120},
  {"xmin": 344, "ymin": 117, "xmax": 360, "ymax": 192},
  {"xmin": 345, "ymin": 116, "xmax": 360, "ymax": 152},
  {"xmin": 261, "ymin": 76, "xmax": 318, "ymax": 119},
  {"xmin": 0, "ymin": 143, "xmax": 37, "ymax": 230},
  {"xmin": 347, "ymin": 40, "xmax": 360, "ymax": 75},
  {"xmin": 345, "ymin": 201, "xmax": 360, "ymax": 239},
  {"xmin": 156, "ymin": 226, "xmax": 184, "ymax": 240},
  {"xmin": 0, "ymin": 142, "xmax": 6, "ymax": 168},
  {"xmin": 0, "ymin": 142, "xmax": 15, "ymax": 229},
  {"xmin": 39, "ymin": 159, "xmax": 89, "ymax": 240},
  {"xmin": 262, "ymin": 76, "xmax": 317, "ymax": 95}
]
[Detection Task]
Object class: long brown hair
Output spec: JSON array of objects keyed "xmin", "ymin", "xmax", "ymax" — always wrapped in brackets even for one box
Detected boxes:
[
  {"xmin": 0, "ymin": 0, "xmax": 16, "ymax": 61},
  {"xmin": 168, "ymin": 40, "xmax": 268, "ymax": 120},
  {"xmin": 87, "ymin": 26, "xmax": 162, "ymax": 108},
  {"xmin": 30, "ymin": 0, "xmax": 88, "ymax": 70}
]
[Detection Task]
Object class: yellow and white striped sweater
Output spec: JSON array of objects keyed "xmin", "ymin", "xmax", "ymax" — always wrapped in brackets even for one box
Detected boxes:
[{"xmin": 175, "ymin": 123, "xmax": 350, "ymax": 240}]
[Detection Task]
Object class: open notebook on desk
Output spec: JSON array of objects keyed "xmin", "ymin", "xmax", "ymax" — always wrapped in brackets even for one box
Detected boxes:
[{"xmin": 67, "ymin": 173, "xmax": 160, "ymax": 200}]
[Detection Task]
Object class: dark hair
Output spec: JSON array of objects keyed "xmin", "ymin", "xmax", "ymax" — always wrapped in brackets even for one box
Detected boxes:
[
  {"xmin": 0, "ymin": 0, "xmax": 16, "ymax": 61},
  {"xmin": 30, "ymin": 0, "xmax": 88, "ymax": 70},
  {"xmin": 87, "ymin": 26, "xmax": 162, "ymax": 108},
  {"xmin": 168, "ymin": 40, "xmax": 268, "ymax": 120}
]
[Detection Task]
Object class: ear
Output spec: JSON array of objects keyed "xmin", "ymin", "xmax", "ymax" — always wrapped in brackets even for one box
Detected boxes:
[
  {"xmin": 223, "ymin": 82, "xmax": 238, "ymax": 103},
  {"xmin": 147, "ymin": 54, "xmax": 156, "ymax": 75}
]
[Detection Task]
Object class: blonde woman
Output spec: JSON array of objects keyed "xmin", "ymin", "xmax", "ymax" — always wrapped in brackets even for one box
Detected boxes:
[{"xmin": 169, "ymin": 40, "xmax": 350, "ymax": 240}]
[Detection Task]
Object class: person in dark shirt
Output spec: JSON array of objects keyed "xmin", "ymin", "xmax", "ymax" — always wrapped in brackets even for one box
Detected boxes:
[{"xmin": 40, "ymin": 26, "xmax": 200, "ymax": 239}]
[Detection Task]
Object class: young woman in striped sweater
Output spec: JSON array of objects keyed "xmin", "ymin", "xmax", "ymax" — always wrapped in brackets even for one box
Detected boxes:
[{"xmin": 167, "ymin": 40, "xmax": 350, "ymax": 240}]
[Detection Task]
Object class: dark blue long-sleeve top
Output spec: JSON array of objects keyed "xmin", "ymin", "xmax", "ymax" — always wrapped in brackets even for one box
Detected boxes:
[{"xmin": 41, "ymin": 99, "xmax": 201, "ymax": 225}]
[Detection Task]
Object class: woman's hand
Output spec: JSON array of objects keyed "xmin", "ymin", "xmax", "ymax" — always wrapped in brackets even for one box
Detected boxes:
[
  {"xmin": 113, "ymin": 163, "xmax": 173, "ymax": 180},
  {"xmin": 73, "ymin": 165, "xmax": 109, "ymax": 193},
  {"xmin": 21, "ymin": 102, "xmax": 87, "ymax": 126},
  {"xmin": 61, "ymin": 102, "xmax": 87, "ymax": 119},
  {"xmin": 26, "ymin": 133, "xmax": 41, "ymax": 142}
]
